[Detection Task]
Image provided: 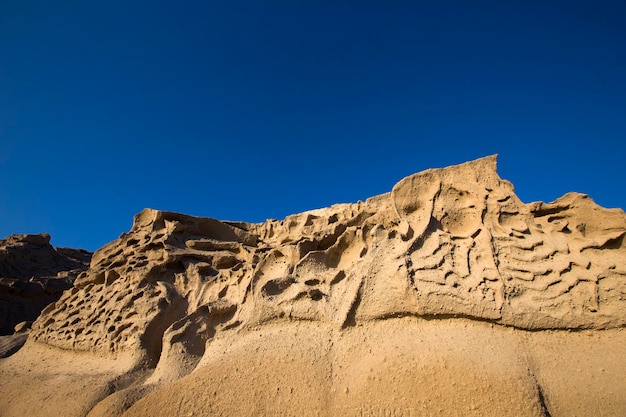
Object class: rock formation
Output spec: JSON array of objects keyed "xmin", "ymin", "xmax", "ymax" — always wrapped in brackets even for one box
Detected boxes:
[
  {"xmin": 2, "ymin": 155, "xmax": 626, "ymax": 417},
  {"xmin": 0, "ymin": 233, "xmax": 91, "ymax": 335}
]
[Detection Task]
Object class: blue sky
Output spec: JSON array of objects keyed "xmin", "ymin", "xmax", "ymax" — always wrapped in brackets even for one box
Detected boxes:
[{"xmin": 1, "ymin": 1, "xmax": 625, "ymax": 251}]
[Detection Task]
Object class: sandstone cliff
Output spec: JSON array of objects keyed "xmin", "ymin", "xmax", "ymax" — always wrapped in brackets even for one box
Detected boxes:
[{"xmin": 2, "ymin": 156, "xmax": 625, "ymax": 417}]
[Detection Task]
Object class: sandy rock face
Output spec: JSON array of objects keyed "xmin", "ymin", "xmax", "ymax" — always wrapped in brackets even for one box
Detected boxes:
[
  {"xmin": 0, "ymin": 233, "xmax": 91, "ymax": 335},
  {"xmin": 31, "ymin": 156, "xmax": 626, "ymax": 358},
  {"xmin": 10, "ymin": 155, "xmax": 626, "ymax": 416}
]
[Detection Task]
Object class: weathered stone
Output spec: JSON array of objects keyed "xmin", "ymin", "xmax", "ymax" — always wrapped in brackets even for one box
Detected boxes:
[
  {"xmin": 29, "ymin": 156, "xmax": 626, "ymax": 365},
  {"xmin": 5, "ymin": 156, "xmax": 624, "ymax": 417},
  {"xmin": 0, "ymin": 233, "xmax": 91, "ymax": 335}
]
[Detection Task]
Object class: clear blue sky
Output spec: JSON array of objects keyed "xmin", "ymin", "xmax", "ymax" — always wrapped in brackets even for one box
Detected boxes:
[{"xmin": 1, "ymin": 1, "xmax": 625, "ymax": 251}]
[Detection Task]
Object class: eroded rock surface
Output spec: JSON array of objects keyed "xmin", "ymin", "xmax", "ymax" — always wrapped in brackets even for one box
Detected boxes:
[
  {"xmin": 19, "ymin": 155, "xmax": 626, "ymax": 416},
  {"xmin": 31, "ymin": 157, "xmax": 626, "ymax": 357},
  {"xmin": 0, "ymin": 233, "xmax": 91, "ymax": 335}
]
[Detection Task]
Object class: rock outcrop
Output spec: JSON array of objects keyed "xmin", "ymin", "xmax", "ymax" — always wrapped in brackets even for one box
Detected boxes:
[
  {"xmin": 31, "ymin": 156, "xmax": 626, "ymax": 361},
  {"xmin": 0, "ymin": 233, "xmax": 91, "ymax": 335},
  {"xmin": 3, "ymin": 155, "xmax": 626, "ymax": 417}
]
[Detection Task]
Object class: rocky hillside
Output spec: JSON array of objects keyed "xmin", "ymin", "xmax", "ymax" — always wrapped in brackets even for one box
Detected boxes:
[{"xmin": 0, "ymin": 233, "xmax": 91, "ymax": 335}]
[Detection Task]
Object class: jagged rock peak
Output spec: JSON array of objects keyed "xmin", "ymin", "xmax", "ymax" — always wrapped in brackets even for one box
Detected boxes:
[{"xmin": 30, "ymin": 156, "xmax": 626, "ymax": 368}]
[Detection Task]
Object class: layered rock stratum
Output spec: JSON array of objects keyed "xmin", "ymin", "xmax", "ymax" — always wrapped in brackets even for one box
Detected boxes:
[{"xmin": 1, "ymin": 155, "xmax": 625, "ymax": 417}]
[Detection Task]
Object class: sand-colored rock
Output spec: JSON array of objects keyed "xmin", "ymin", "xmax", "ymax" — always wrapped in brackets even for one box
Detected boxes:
[{"xmin": 2, "ymin": 155, "xmax": 625, "ymax": 416}]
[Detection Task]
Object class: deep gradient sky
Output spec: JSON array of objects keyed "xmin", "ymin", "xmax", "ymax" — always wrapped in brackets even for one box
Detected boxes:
[{"xmin": 1, "ymin": 1, "xmax": 625, "ymax": 251}]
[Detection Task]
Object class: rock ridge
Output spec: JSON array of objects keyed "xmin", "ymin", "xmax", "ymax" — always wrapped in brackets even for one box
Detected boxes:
[
  {"xmin": 29, "ymin": 155, "xmax": 626, "ymax": 369},
  {"xmin": 0, "ymin": 233, "xmax": 91, "ymax": 335}
]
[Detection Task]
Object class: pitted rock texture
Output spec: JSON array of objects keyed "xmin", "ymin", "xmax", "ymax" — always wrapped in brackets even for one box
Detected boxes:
[
  {"xmin": 2, "ymin": 155, "xmax": 623, "ymax": 417},
  {"xmin": 0, "ymin": 233, "xmax": 91, "ymax": 335},
  {"xmin": 30, "ymin": 156, "xmax": 626, "ymax": 368}
]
